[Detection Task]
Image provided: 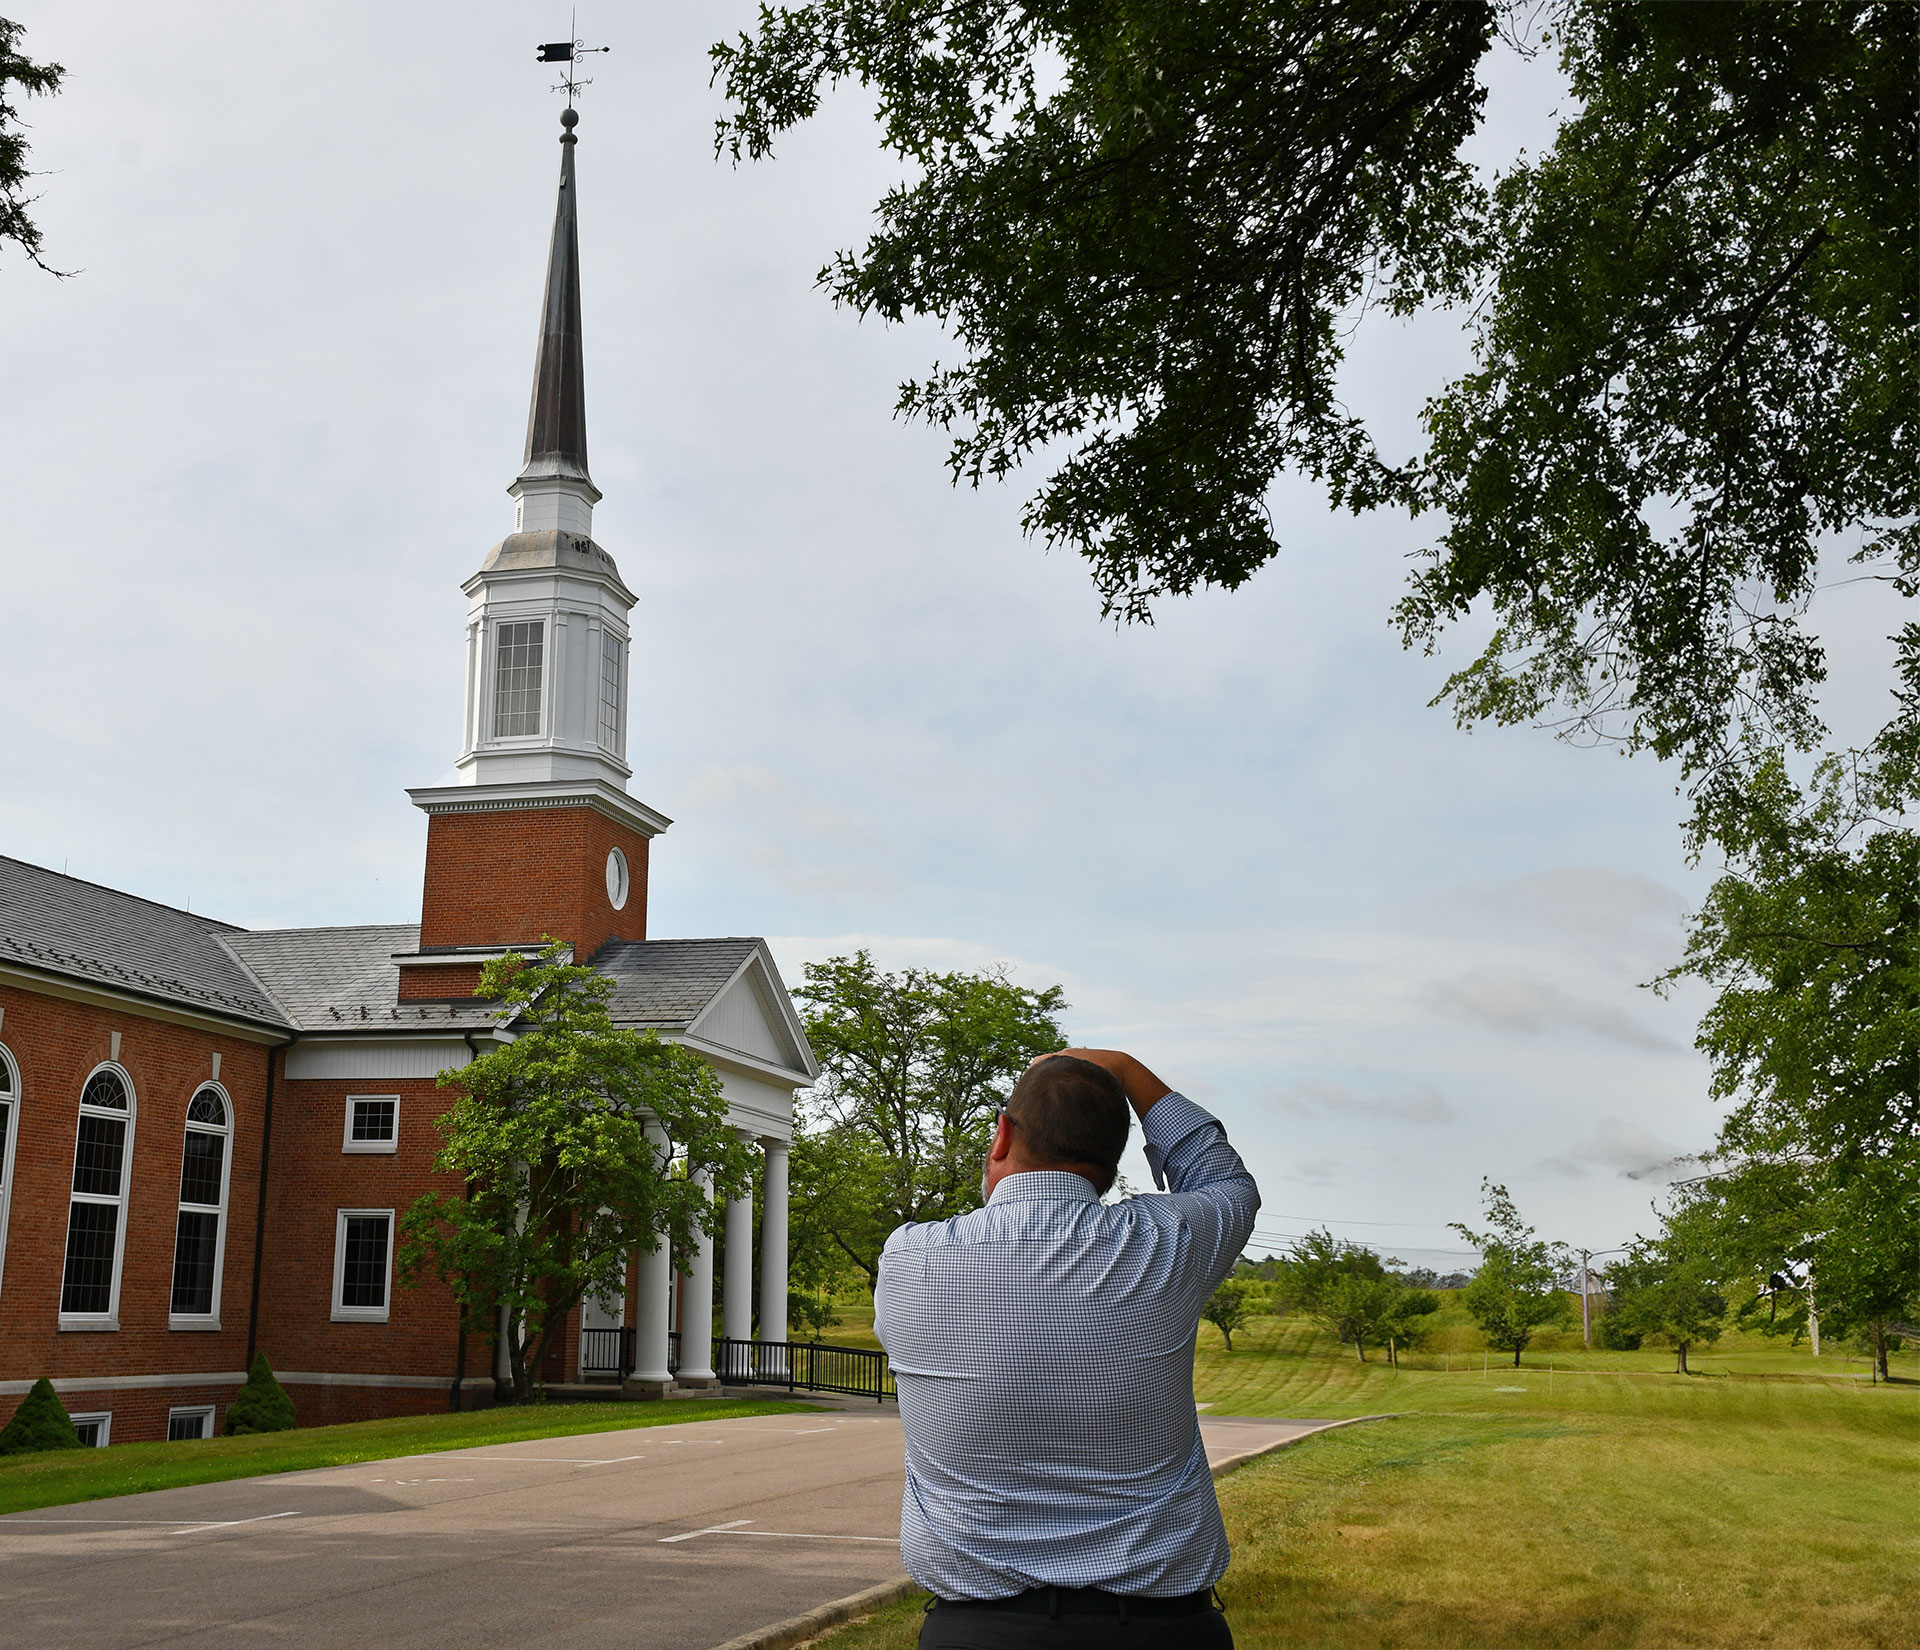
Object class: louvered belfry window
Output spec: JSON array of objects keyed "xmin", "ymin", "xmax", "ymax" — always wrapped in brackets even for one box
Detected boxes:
[{"xmin": 493, "ymin": 619, "xmax": 545, "ymax": 737}]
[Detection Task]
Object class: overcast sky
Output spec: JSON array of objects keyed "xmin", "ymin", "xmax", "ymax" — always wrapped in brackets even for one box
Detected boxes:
[{"xmin": 6, "ymin": 3, "xmax": 1899, "ymax": 1270}]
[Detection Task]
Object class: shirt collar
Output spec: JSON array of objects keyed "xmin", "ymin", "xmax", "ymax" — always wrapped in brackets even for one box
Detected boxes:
[{"xmin": 987, "ymin": 1169, "xmax": 1101, "ymax": 1205}]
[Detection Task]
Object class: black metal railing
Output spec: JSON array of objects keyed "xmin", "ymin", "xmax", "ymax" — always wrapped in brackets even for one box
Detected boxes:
[
  {"xmin": 579, "ymin": 1327, "xmax": 682, "ymax": 1377},
  {"xmin": 715, "ymin": 1336, "xmax": 895, "ymax": 1403}
]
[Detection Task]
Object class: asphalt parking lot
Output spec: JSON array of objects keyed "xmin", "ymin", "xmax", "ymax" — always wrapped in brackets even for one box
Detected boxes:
[{"xmin": 0, "ymin": 1410, "xmax": 1335, "ymax": 1650}]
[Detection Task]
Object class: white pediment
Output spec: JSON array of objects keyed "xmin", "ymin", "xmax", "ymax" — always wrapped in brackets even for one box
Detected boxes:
[{"xmin": 685, "ymin": 949, "xmax": 814, "ymax": 1081}]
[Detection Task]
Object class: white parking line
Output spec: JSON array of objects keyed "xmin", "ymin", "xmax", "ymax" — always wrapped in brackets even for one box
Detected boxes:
[
  {"xmin": 661, "ymin": 1518, "xmax": 894, "ymax": 1546},
  {"xmin": 477, "ymin": 1454, "xmax": 649, "ymax": 1465},
  {"xmin": 2, "ymin": 1511, "xmax": 302, "ymax": 1536}
]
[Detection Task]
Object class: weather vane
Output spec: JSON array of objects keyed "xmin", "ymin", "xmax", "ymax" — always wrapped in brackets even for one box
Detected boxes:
[{"xmin": 536, "ymin": 10, "xmax": 609, "ymax": 107}]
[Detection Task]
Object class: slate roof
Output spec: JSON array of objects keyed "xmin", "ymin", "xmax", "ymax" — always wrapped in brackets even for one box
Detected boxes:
[
  {"xmin": 595, "ymin": 937, "xmax": 762, "ymax": 1029},
  {"xmin": 220, "ymin": 924, "xmax": 498, "ymax": 1033},
  {"xmin": 0, "ymin": 855, "xmax": 780, "ymax": 1042},
  {"xmin": 0, "ymin": 855, "xmax": 291, "ymax": 1027}
]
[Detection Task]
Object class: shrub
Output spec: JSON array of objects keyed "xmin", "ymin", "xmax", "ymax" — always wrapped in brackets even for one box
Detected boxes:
[
  {"xmin": 223, "ymin": 1354, "xmax": 298, "ymax": 1435},
  {"xmin": 0, "ymin": 1378, "xmax": 83, "ymax": 1455}
]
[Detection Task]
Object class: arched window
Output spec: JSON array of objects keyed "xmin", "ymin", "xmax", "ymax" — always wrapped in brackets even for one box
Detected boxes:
[
  {"xmin": 0, "ymin": 1043, "xmax": 20, "ymax": 1301},
  {"xmin": 61, "ymin": 1065, "xmax": 136, "ymax": 1325},
  {"xmin": 170, "ymin": 1085, "xmax": 233, "ymax": 1324}
]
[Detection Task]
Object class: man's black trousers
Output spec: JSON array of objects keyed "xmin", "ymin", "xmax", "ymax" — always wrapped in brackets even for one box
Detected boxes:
[{"xmin": 917, "ymin": 1592, "xmax": 1233, "ymax": 1649}]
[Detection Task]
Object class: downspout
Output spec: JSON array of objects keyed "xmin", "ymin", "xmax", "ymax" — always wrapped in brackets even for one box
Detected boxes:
[{"xmin": 244, "ymin": 1040, "xmax": 287, "ymax": 1365}]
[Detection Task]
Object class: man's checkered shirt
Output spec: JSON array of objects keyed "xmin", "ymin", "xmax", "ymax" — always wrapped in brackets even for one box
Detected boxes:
[{"xmin": 874, "ymin": 1092, "xmax": 1260, "ymax": 1600}]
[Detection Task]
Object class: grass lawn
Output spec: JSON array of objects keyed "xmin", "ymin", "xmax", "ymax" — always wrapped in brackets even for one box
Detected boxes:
[
  {"xmin": 806, "ymin": 1303, "xmax": 1918, "ymax": 1650},
  {"xmin": 0, "ymin": 1396, "xmax": 816, "ymax": 1518}
]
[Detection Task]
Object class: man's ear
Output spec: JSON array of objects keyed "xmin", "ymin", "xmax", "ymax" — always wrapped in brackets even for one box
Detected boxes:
[{"xmin": 990, "ymin": 1112, "xmax": 1018, "ymax": 1162}]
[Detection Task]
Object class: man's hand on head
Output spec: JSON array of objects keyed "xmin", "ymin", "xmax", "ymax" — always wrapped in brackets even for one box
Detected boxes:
[{"xmin": 1033, "ymin": 1049, "xmax": 1172, "ymax": 1121}]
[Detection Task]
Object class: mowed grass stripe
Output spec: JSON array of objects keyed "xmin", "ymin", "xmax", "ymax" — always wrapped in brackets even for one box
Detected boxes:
[{"xmin": 0, "ymin": 1398, "xmax": 817, "ymax": 1517}]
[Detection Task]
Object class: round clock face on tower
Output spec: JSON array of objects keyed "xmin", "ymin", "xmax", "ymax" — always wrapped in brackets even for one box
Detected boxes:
[{"xmin": 605, "ymin": 847, "xmax": 630, "ymax": 911}]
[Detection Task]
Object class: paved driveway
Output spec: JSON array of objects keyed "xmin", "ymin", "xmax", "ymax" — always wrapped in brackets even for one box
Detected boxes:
[{"xmin": 0, "ymin": 1410, "xmax": 1336, "ymax": 1650}]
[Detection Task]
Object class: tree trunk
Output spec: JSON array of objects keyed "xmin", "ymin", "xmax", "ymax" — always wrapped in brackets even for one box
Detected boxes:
[
  {"xmin": 1676, "ymin": 1341, "xmax": 1689, "ymax": 1375},
  {"xmin": 1354, "ymin": 1339, "xmax": 1366, "ymax": 1363},
  {"xmin": 1513, "ymin": 1344, "xmax": 1522, "ymax": 1367},
  {"xmin": 1221, "ymin": 1327, "xmax": 1233, "ymax": 1351},
  {"xmin": 1873, "ymin": 1319, "xmax": 1889, "ymax": 1382}
]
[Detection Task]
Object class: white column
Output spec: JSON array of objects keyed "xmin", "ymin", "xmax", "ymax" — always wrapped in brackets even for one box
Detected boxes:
[
  {"xmin": 677, "ymin": 1167, "xmax": 717, "ymax": 1382},
  {"xmin": 722, "ymin": 1137, "xmax": 756, "ymax": 1350},
  {"xmin": 759, "ymin": 1138, "xmax": 790, "ymax": 1365},
  {"xmin": 630, "ymin": 1121, "xmax": 674, "ymax": 1389}
]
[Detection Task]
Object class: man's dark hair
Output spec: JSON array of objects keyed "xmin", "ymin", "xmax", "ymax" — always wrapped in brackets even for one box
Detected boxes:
[{"xmin": 1005, "ymin": 1055, "xmax": 1131, "ymax": 1192}]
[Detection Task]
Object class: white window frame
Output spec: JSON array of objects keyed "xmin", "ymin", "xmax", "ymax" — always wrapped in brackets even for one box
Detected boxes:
[
  {"xmin": 489, "ymin": 616, "xmax": 548, "ymax": 741},
  {"xmin": 166, "ymin": 1404, "xmax": 216, "ymax": 1441},
  {"xmin": 69, "ymin": 1410, "xmax": 111, "ymax": 1448},
  {"xmin": 59, "ymin": 1062, "xmax": 137, "ymax": 1332},
  {"xmin": 331, "ymin": 1208, "xmax": 395, "ymax": 1323},
  {"xmin": 0, "ymin": 1042, "xmax": 20, "ymax": 1306},
  {"xmin": 169, "ymin": 1083, "xmax": 234, "ymax": 1331},
  {"xmin": 342, "ymin": 1094, "xmax": 400, "ymax": 1154}
]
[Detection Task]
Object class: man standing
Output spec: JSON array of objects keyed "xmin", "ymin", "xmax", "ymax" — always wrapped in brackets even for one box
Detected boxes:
[{"xmin": 875, "ymin": 1048, "xmax": 1260, "ymax": 1647}]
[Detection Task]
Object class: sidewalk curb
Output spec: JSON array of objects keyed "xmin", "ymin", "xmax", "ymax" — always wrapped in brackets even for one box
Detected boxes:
[
  {"xmin": 707, "ymin": 1576, "xmax": 921, "ymax": 1650},
  {"xmin": 1207, "ymin": 1412, "xmax": 1402, "ymax": 1480}
]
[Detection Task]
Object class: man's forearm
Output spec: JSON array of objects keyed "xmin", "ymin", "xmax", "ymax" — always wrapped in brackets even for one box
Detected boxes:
[{"xmin": 1046, "ymin": 1048, "xmax": 1171, "ymax": 1121}]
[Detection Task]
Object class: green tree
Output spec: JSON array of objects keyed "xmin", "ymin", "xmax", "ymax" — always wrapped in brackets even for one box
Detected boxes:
[
  {"xmin": 399, "ymin": 944, "xmax": 754, "ymax": 1403},
  {"xmin": 1606, "ymin": 1233, "xmax": 1728, "ymax": 1375},
  {"xmin": 1202, "ymin": 1276, "xmax": 1260, "ymax": 1351},
  {"xmin": 1662, "ymin": 752, "xmax": 1919, "ymax": 1170},
  {"xmin": 223, "ymin": 1354, "xmax": 297, "ymax": 1435},
  {"xmin": 1, "ymin": 17, "xmax": 64, "ymax": 274},
  {"xmin": 1451, "ymin": 1181, "xmax": 1573, "ymax": 1366},
  {"xmin": 794, "ymin": 951, "xmax": 1066, "ymax": 1287},
  {"xmin": 0, "ymin": 1377, "xmax": 81, "ymax": 1454},
  {"xmin": 1272, "ymin": 1229, "xmax": 1439, "ymax": 1362}
]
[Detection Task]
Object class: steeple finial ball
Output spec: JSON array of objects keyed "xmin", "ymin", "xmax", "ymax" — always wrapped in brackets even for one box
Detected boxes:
[{"xmin": 560, "ymin": 106, "xmax": 579, "ymax": 130}]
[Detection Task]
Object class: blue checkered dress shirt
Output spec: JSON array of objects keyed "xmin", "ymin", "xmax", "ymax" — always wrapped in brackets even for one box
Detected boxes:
[{"xmin": 874, "ymin": 1092, "xmax": 1260, "ymax": 1600}]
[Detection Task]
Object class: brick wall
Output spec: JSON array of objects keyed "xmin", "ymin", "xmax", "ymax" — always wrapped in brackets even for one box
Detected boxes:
[
  {"xmin": 418, "ymin": 805, "xmax": 650, "ymax": 958},
  {"xmin": 0, "ymin": 983, "xmax": 271, "ymax": 1437},
  {"xmin": 396, "ymin": 964, "xmax": 486, "ymax": 1002}
]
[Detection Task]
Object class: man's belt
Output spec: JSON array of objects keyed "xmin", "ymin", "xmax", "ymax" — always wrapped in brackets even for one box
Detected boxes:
[{"xmin": 936, "ymin": 1585, "xmax": 1219, "ymax": 1618}]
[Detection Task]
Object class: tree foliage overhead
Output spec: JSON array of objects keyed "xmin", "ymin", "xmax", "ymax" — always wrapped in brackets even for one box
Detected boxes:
[
  {"xmin": 0, "ymin": 16, "xmax": 66, "ymax": 274},
  {"xmin": 714, "ymin": 0, "xmax": 1497, "ymax": 620},
  {"xmin": 1407, "ymin": 1, "xmax": 1917, "ymax": 833},
  {"xmin": 793, "ymin": 950, "xmax": 1066, "ymax": 1286},
  {"xmin": 399, "ymin": 944, "xmax": 754, "ymax": 1403},
  {"xmin": 714, "ymin": 2, "xmax": 1916, "ymax": 828}
]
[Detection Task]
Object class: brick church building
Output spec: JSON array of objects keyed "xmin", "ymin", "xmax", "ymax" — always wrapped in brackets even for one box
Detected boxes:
[{"xmin": 0, "ymin": 107, "xmax": 816, "ymax": 1444}]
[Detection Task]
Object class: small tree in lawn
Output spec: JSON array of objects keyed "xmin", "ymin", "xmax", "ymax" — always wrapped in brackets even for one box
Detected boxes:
[
  {"xmin": 1274, "ymin": 1230, "xmax": 1439, "ymax": 1362},
  {"xmin": 1606, "ymin": 1237, "xmax": 1727, "ymax": 1375},
  {"xmin": 1203, "ymin": 1277, "xmax": 1259, "ymax": 1351},
  {"xmin": 400, "ymin": 943, "xmax": 754, "ymax": 1403},
  {"xmin": 1452, "ymin": 1181, "xmax": 1573, "ymax": 1367}
]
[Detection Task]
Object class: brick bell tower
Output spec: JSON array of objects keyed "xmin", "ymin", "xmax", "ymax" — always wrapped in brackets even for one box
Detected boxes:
[{"xmin": 403, "ymin": 105, "xmax": 668, "ymax": 1000}]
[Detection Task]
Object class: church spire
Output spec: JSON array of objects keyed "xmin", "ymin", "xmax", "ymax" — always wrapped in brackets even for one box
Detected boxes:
[{"xmin": 510, "ymin": 105, "xmax": 601, "ymax": 535}]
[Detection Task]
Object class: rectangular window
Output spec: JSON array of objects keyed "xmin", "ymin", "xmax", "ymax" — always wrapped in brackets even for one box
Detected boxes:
[
  {"xmin": 331, "ymin": 1209, "xmax": 393, "ymax": 1321},
  {"xmin": 166, "ymin": 1405, "xmax": 214, "ymax": 1441},
  {"xmin": 72, "ymin": 1114, "xmax": 127, "ymax": 1197},
  {"xmin": 598, "ymin": 635, "xmax": 621, "ymax": 751},
  {"xmin": 69, "ymin": 1412, "xmax": 111, "ymax": 1448},
  {"xmin": 170, "ymin": 1211, "xmax": 220, "ymax": 1315},
  {"xmin": 491, "ymin": 619, "xmax": 545, "ymax": 737},
  {"xmin": 343, "ymin": 1096, "xmax": 398, "ymax": 1153},
  {"xmin": 60, "ymin": 1202, "xmax": 120, "ymax": 1315}
]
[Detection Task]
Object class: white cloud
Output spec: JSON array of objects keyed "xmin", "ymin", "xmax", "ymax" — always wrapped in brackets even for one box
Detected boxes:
[
  {"xmin": 1539, "ymin": 1118, "xmax": 1698, "ymax": 1183},
  {"xmin": 1423, "ymin": 975, "xmax": 1681, "ymax": 1053},
  {"xmin": 1272, "ymin": 1078, "xmax": 1454, "ymax": 1125}
]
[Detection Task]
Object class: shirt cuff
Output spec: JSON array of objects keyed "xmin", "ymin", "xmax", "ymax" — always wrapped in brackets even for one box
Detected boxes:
[{"xmin": 1139, "ymin": 1091, "xmax": 1216, "ymax": 1190}]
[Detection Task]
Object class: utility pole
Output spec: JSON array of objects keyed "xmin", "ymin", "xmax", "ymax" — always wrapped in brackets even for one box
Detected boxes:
[
  {"xmin": 1807, "ymin": 1260, "xmax": 1820, "ymax": 1356},
  {"xmin": 1579, "ymin": 1249, "xmax": 1592, "ymax": 1349}
]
